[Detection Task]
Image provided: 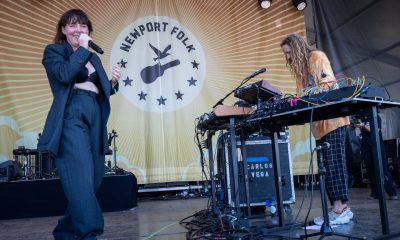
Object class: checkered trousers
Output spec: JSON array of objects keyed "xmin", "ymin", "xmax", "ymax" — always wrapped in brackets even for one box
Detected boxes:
[{"xmin": 317, "ymin": 126, "xmax": 349, "ymax": 204}]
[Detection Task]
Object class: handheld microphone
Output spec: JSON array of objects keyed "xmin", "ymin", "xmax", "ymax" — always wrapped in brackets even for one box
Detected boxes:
[
  {"xmin": 88, "ymin": 40, "xmax": 104, "ymax": 54},
  {"xmin": 247, "ymin": 67, "xmax": 267, "ymax": 79}
]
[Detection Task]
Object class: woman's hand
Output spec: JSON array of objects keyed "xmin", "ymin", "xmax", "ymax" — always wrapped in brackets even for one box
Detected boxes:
[
  {"xmin": 78, "ymin": 33, "xmax": 91, "ymax": 49},
  {"xmin": 111, "ymin": 63, "xmax": 121, "ymax": 87}
]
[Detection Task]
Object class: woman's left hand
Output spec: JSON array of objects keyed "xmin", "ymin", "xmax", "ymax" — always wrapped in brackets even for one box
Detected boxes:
[{"xmin": 111, "ymin": 63, "xmax": 121, "ymax": 86}]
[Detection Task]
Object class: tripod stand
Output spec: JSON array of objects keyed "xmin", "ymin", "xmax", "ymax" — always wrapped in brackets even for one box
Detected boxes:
[{"xmin": 302, "ymin": 144, "xmax": 365, "ymax": 239}]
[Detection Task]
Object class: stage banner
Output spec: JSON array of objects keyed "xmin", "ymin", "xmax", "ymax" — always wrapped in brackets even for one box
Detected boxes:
[{"xmin": 0, "ymin": 0, "xmax": 309, "ymax": 183}]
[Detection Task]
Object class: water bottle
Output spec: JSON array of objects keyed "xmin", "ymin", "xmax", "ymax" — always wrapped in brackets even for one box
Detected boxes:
[{"xmin": 265, "ymin": 198, "xmax": 277, "ymax": 216}]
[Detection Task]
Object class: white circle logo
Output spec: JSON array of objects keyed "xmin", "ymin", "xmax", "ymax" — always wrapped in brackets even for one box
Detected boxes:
[{"xmin": 110, "ymin": 16, "xmax": 206, "ymax": 112}]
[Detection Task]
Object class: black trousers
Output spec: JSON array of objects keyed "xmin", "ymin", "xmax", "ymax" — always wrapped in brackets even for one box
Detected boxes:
[{"xmin": 53, "ymin": 89, "xmax": 104, "ymax": 240}]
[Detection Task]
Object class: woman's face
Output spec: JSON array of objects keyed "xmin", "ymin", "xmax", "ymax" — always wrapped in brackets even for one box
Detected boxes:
[
  {"xmin": 62, "ymin": 21, "xmax": 89, "ymax": 50},
  {"xmin": 281, "ymin": 44, "xmax": 292, "ymax": 62}
]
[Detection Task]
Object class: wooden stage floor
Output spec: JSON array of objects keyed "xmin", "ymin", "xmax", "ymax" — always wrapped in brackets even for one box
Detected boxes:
[{"xmin": 0, "ymin": 187, "xmax": 399, "ymax": 239}]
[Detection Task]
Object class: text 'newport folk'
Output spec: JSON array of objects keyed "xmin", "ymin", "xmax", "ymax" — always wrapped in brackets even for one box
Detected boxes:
[{"xmin": 120, "ymin": 21, "xmax": 196, "ymax": 53}]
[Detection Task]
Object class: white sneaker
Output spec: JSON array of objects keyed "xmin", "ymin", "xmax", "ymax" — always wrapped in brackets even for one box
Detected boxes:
[
  {"xmin": 345, "ymin": 208, "xmax": 353, "ymax": 219},
  {"xmin": 329, "ymin": 212, "xmax": 351, "ymax": 225},
  {"xmin": 313, "ymin": 216, "xmax": 325, "ymax": 226},
  {"xmin": 329, "ymin": 207, "xmax": 353, "ymax": 220},
  {"xmin": 314, "ymin": 208, "xmax": 352, "ymax": 226}
]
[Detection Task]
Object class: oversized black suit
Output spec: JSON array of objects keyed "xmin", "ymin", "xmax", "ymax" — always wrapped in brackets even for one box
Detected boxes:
[
  {"xmin": 38, "ymin": 43, "xmax": 118, "ymax": 240},
  {"xmin": 38, "ymin": 43, "xmax": 115, "ymax": 156}
]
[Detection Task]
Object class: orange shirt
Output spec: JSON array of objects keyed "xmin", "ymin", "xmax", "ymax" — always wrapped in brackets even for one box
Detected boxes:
[{"xmin": 302, "ymin": 51, "xmax": 349, "ymax": 140}]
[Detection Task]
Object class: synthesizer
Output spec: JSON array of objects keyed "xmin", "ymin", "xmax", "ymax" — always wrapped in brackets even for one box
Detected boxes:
[
  {"xmin": 302, "ymin": 85, "xmax": 384, "ymax": 102},
  {"xmin": 272, "ymin": 85, "xmax": 385, "ymax": 114},
  {"xmin": 197, "ymin": 105, "xmax": 254, "ymax": 131},
  {"xmin": 234, "ymin": 80, "xmax": 282, "ymax": 104}
]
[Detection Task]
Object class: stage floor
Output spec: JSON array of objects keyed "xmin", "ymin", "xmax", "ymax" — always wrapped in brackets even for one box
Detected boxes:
[{"xmin": 0, "ymin": 187, "xmax": 399, "ymax": 239}]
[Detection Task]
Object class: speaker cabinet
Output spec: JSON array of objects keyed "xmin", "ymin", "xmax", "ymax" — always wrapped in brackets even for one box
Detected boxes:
[
  {"xmin": 218, "ymin": 135, "xmax": 295, "ymax": 208},
  {"xmin": 384, "ymin": 138, "xmax": 400, "ymax": 185},
  {"xmin": 0, "ymin": 160, "xmax": 21, "ymax": 182}
]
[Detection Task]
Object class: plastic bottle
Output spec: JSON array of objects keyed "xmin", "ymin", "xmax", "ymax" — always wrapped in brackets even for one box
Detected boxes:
[{"xmin": 265, "ymin": 198, "xmax": 277, "ymax": 215}]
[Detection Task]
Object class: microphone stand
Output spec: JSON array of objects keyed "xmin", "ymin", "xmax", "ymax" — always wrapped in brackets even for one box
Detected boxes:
[
  {"xmin": 109, "ymin": 130, "xmax": 124, "ymax": 174},
  {"xmin": 212, "ymin": 69, "xmax": 265, "ymax": 108}
]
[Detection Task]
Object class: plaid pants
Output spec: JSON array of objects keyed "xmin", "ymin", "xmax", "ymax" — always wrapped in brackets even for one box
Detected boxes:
[{"xmin": 317, "ymin": 126, "xmax": 348, "ymax": 205}]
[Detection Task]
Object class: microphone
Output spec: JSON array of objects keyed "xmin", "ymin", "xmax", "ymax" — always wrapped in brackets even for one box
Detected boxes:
[
  {"xmin": 88, "ymin": 40, "xmax": 104, "ymax": 54},
  {"xmin": 247, "ymin": 67, "xmax": 267, "ymax": 79},
  {"xmin": 315, "ymin": 142, "xmax": 330, "ymax": 151}
]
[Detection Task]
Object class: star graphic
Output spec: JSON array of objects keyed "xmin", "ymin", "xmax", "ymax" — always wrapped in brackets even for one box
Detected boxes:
[
  {"xmin": 138, "ymin": 91, "xmax": 147, "ymax": 100},
  {"xmin": 175, "ymin": 91, "xmax": 184, "ymax": 100},
  {"xmin": 118, "ymin": 59, "xmax": 128, "ymax": 68},
  {"xmin": 191, "ymin": 60, "xmax": 199, "ymax": 69},
  {"xmin": 123, "ymin": 76, "xmax": 133, "ymax": 86},
  {"xmin": 157, "ymin": 96, "xmax": 167, "ymax": 105},
  {"xmin": 187, "ymin": 77, "xmax": 197, "ymax": 86}
]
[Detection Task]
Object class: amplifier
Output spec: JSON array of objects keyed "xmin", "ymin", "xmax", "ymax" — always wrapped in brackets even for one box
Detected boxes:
[
  {"xmin": 218, "ymin": 135, "xmax": 295, "ymax": 208},
  {"xmin": 384, "ymin": 138, "xmax": 400, "ymax": 185},
  {"xmin": 0, "ymin": 160, "xmax": 20, "ymax": 182}
]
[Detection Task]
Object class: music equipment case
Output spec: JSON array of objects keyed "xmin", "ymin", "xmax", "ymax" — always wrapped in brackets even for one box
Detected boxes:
[{"xmin": 217, "ymin": 135, "xmax": 295, "ymax": 208}]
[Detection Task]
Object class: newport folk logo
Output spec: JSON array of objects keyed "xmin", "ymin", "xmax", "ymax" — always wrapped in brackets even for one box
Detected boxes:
[{"xmin": 110, "ymin": 16, "xmax": 206, "ymax": 112}]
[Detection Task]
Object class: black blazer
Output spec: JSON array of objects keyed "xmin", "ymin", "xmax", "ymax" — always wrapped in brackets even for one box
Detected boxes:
[{"xmin": 38, "ymin": 43, "xmax": 118, "ymax": 156}]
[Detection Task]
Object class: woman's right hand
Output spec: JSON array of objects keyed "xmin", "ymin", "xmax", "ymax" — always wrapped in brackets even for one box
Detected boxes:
[{"xmin": 78, "ymin": 33, "xmax": 91, "ymax": 50}]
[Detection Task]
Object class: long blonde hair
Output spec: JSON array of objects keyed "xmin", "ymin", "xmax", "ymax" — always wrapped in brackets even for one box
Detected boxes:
[{"xmin": 280, "ymin": 33, "xmax": 313, "ymax": 93}]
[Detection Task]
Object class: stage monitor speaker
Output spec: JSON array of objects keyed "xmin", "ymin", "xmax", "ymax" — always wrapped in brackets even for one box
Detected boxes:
[{"xmin": 219, "ymin": 135, "xmax": 295, "ymax": 208}]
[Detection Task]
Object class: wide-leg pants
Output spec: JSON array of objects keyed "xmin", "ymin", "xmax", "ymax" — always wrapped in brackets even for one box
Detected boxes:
[
  {"xmin": 317, "ymin": 126, "xmax": 349, "ymax": 205},
  {"xmin": 53, "ymin": 88, "xmax": 105, "ymax": 240}
]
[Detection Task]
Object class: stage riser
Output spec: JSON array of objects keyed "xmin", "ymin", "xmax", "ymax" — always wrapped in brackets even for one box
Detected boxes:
[{"xmin": 0, "ymin": 174, "xmax": 137, "ymax": 220}]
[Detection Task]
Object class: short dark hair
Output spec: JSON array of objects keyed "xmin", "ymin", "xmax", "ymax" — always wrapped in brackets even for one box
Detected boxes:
[{"xmin": 54, "ymin": 9, "xmax": 93, "ymax": 44}]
